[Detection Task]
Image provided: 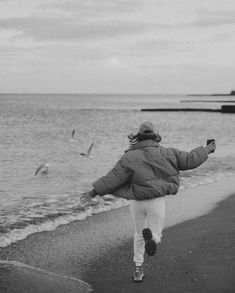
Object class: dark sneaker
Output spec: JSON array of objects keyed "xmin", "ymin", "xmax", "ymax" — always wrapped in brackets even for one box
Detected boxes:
[
  {"xmin": 142, "ymin": 228, "xmax": 157, "ymax": 256},
  {"xmin": 133, "ymin": 265, "xmax": 144, "ymax": 282}
]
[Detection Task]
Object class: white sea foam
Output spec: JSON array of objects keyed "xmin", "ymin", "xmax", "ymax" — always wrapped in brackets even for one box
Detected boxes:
[{"xmin": 0, "ymin": 197, "xmax": 129, "ymax": 248}]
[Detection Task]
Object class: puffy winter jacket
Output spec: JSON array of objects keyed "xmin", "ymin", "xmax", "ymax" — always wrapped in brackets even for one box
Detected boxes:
[{"xmin": 93, "ymin": 140, "xmax": 208, "ymax": 200}]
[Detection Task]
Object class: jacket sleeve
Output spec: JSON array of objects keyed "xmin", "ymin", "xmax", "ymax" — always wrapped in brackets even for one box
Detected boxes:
[
  {"xmin": 92, "ymin": 157, "xmax": 132, "ymax": 196},
  {"xmin": 174, "ymin": 146, "xmax": 208, "ymax": 171}
]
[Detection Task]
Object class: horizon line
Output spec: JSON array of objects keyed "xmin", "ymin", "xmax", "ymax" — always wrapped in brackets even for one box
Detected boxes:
[{"xmin": 0, "ymin": 92, "xmax": 226, "ymax": 96}]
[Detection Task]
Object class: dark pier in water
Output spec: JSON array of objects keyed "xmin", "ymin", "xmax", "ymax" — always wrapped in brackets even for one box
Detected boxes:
[
  {"xmin": 141, "ymin": 105, "xmax": 235, "ymax": 113},
  {"xmin": 187, "ymin": 90, "xmax": 235, "ymax": 97}
]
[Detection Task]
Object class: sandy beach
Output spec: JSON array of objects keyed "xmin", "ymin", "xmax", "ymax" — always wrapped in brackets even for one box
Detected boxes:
[{"xmin": 0, "ymin": 177, "xmax": 235, "ymax": 293}]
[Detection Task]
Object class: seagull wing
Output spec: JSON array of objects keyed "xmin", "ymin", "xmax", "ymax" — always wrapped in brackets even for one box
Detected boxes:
[
  {"xmin": 87, "ymin": 142, "xmax": 94, "ymax": 156},
  {"xmin": 34, "ymin": 164, "xmax": 45, "ymax": 176}
]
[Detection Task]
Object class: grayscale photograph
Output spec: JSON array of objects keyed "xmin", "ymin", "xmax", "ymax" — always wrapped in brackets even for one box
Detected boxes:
[{"xmin": 0, "ymin": 0, "xmax": 235, "ymax": 292}]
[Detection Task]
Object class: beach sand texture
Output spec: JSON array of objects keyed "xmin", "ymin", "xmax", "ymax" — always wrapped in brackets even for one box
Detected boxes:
[{"xmin": 0, "ymin": 177, "xmax": 235, "ymax": 293}]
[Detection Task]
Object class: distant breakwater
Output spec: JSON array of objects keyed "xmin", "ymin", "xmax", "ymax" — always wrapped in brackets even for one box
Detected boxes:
[
  {"xmin": 141, "ymin": 105, "xmax": 235, "ymax": 113},
  {"xmin": 187, "ymin": 90, "xmax": 235, "ymax": 96}
]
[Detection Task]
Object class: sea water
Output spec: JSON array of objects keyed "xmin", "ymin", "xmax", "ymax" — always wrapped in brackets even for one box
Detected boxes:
[{"xmin": 0, "ymin": 93, "xmax": 235, "ymax": 247}]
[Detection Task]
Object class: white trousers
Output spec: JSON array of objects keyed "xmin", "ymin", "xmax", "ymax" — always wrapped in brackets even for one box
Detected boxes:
[{"xmin": 129, "ymin": 197, "xmax": 166, "ymax": 266}]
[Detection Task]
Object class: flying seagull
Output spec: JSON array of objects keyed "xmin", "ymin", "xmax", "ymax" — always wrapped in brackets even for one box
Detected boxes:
[
  {"xmin": 80, "ymin": 142, "xmax": 94, "ymax": 158},
  {"xmin": 70, "ymin": 128, "xmax": 76, "ymax": 142},
  {"xmin": 71, "ymin": 128, "xmax": 75, "ymax": 139},
  {"xmin": 34, "ymin": 163, "xmax": 50, "ymax": 176}
]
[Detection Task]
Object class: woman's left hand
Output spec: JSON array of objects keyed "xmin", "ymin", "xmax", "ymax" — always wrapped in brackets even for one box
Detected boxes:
[{"xmin": 80, "ymin": 190, "xmax": 97, "ymax": 205}]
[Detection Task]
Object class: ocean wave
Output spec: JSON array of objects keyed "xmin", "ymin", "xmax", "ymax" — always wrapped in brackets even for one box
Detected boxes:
[{"xmin": 0, "ymin": 196, "xmax": 128, "ymax": 248}]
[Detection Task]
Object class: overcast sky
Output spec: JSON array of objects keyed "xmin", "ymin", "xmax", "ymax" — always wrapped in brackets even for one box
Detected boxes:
[{"xmin": 0, "ymin": 0, "xmax": 235, "ymax": 94}]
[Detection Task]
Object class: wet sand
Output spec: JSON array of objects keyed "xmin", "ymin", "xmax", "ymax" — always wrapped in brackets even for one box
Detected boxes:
[
  {"xmin": 0, "ymin": 177, "xmax": 235, "ymax": 292},
  {"xmin": 84, "ymin": 193, "xmax": 235, "ymax": 293}
]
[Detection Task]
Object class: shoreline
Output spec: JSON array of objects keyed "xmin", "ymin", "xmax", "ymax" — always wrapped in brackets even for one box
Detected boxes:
[
  {"xmin": 1, "ymin": 177, "xmax": 235, "ymax": 292},
  {"xmin": 1, "ymin": 175, "xmax": 235, "ymax": 250}
]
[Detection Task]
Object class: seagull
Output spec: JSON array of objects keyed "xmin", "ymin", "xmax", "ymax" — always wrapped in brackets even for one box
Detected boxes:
[
  {"xmin": 80, "ymin": 142, "xmax": 94, "ymax": 158},
  {"xmin": 34, "ymin": 163, "xmax": 50, "ymax": 176},
  {"xmin": 71, "ymin": 128, "xmax": 76, "ymax": 139},
  {"xmin": 70, "ymin": 128, "xmax": 76, "ymax": 142}
]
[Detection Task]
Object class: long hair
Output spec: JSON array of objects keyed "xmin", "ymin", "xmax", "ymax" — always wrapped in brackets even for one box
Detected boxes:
[{"xmin": 128, "ymin": 130, "xmax": 162, "ymax": 145}]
